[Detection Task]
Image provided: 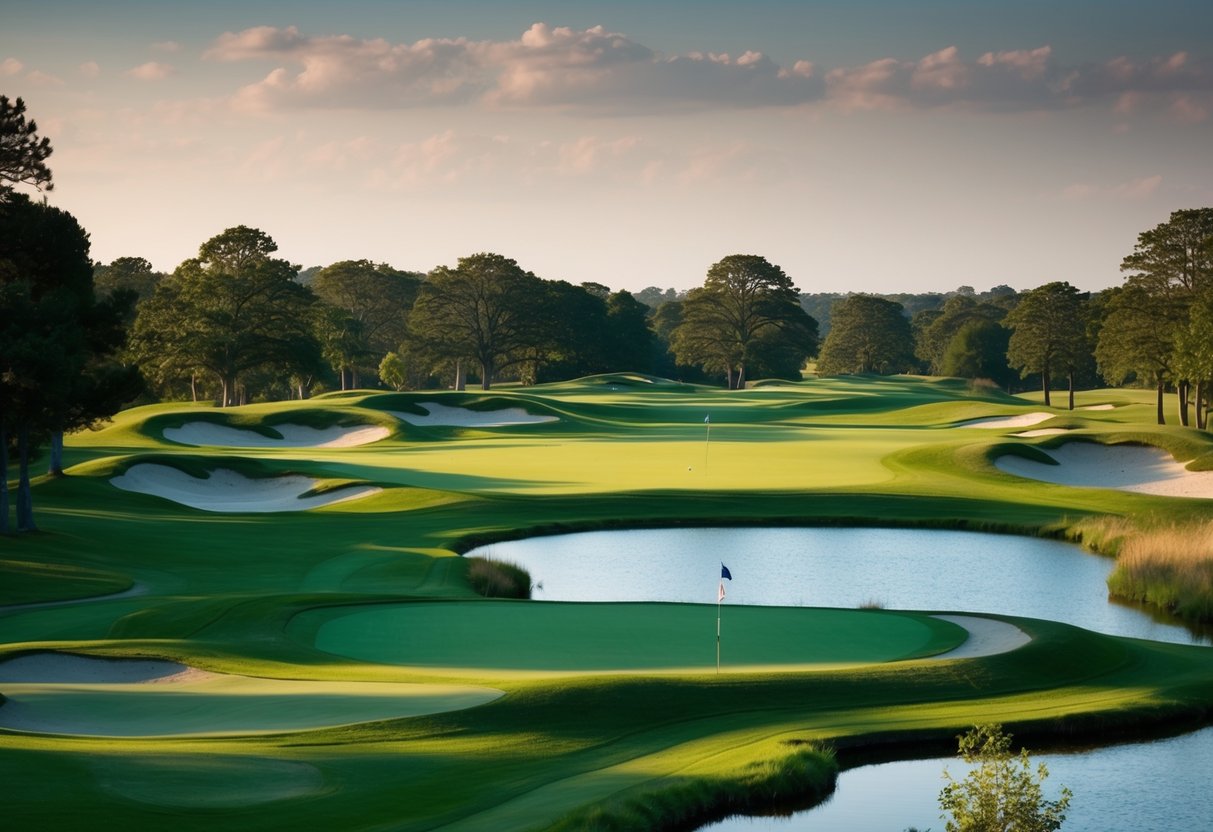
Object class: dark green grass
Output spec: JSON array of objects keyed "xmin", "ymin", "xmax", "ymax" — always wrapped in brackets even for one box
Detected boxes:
[{"xmin": 295, "ymin": 602, "xmax": 965, "ymax": 671}]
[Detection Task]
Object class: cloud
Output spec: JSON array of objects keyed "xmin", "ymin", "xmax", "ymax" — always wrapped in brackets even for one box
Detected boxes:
[
  {"xmin": 127, "ymin": 61, "xmax": 175, "ymax": 81},
  {"xmin": 202, "ymin": 25, "xmax": 1213, "ymax": 118},
  {"xmin": 208, "ymin": 22, "xmax": 824, "ymax": 112},
  {"xmin": 152, "ymin": 40, "xmax": 182, "ymax": 53},
  {"xmin": 1, "ymin": 57, "xmax": 23, "ymax": 76},
  {"xmin": 79, "ymin": 61, "xmax": 101, "ymax": 78},
  {"xmin": 25, "ymin": 70, "xmax": 64, "ymax": 87},
  {"xmin": 827, "ymin": 44, "xmax": 1213, "ymax": 114},
  {"xmin": 1062, "ymin": 175, "xmax": 1163, "ymax": 201}
]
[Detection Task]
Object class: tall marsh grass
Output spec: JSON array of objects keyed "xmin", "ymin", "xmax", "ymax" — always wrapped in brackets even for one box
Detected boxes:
[
  {"xmin": 1105, "ymin": 522, "xmax": 1213, "ymax": 622},
  {"xmin": 465, "ymin": 557, "xmax": 533, "ymax": 599}
]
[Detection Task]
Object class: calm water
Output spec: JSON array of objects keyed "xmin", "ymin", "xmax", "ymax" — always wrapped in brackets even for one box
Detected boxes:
[{"xmin": 470, "ymin": 527, "xmax": 1213, "ymax": 832}]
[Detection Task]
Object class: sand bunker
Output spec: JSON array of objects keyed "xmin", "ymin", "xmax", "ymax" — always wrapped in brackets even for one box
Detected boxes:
[
  {"xmin": 391, "ymin": 402, "xmax": 557, "ymax": 427},
  {"xmin": 0, "ymin": 652, "xmax": 503, "ymax": 737},
  {"xmin": 1081, "ymin": 404, "xmax": 1116, "ymax": 411},
  {"xmin": 111, "ymin": 464, "xmax": 380, "ymax": 512},
  {"xmin": 164, "ymin": 422, "xmax": 389, "ymax": 448},
  {"xmin": 996, "ymin": 442, "xmax": 1213, "ymax": 499},
  {"xmin": 930, "ymin": 615, "xmax": 1030, "ymax": 659},
  {"xmin": 1012, "ymin": 428, "xmax": 1073, "ymax": 438},
  {"xmin": 958, "ymin": 412, "xmax": 1056, "ymax": 429}
]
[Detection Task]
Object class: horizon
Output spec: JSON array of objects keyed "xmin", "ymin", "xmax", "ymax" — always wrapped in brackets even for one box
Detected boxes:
[{"xmin": 2, "ymin": 0, "xmax": 1211, "ymax": 295}]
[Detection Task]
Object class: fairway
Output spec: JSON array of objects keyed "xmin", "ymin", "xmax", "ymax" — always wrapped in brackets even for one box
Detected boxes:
[{"xmin": 296, "ymin": 601, "xmax": 968, "ymax": 672}]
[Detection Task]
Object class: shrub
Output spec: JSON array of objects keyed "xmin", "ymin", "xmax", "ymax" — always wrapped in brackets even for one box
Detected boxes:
[
  {"xmin": 465, "ymin": 557, "xmax": 532, "ymax": 599},
  {"xmin": 939, "ymin": 724, "xmax": 1071, "ymax": 832}
]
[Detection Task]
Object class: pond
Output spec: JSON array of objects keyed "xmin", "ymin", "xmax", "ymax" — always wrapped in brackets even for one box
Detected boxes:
[
  {"xmin": 469, "ymin": 527, "xmax": 1213, "ymax": 832},
  {"xmin": 470, "ymin": 527, "xmax": 1202, "ymax": 644}
]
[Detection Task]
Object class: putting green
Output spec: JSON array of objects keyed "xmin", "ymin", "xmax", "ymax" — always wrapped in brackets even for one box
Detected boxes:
[
  {"xmin": 296, "ymin": 602, "xmax": 966, "ymax": 672},
  {"xmin": 0, "ymin": 674, "xmax": 503, "ymax": 737}
]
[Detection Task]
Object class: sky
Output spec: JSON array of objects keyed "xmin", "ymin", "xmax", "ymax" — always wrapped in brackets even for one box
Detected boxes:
[{"xmin": 2, "ymin": 0, "xmax": 1211, "ymax": 295}]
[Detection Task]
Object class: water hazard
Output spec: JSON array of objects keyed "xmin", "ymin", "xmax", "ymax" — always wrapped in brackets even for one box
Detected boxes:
[{"xmin": 470, "ymin": 527, "xmax": 1213, "ymax": 832}]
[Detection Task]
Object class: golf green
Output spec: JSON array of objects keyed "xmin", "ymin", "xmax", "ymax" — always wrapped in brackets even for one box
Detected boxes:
[{"xmin": 296, "ymin": 601, "xmax": 967, "ymax": 672}]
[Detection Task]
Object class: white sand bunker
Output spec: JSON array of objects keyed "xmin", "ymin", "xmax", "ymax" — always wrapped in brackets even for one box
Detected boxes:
[
  {"xmin": 996, "ymin": 442, "xmax": 1213, "ymax": 499},
  {"xmin": 1081, "ymin": 404, "xmax": 1117, "ymax": 411},
  {"xmin": 165, "ymin": 422, "xmax": 389, "ymax": 448},
  {"xmin": 929, "ymin": 615, "xmax": 1030, "ymax": 660},
  {"xmin": 958, "ymin": 412, "xmax": 1056, "ymax": 429},
  {"xmin": 111, "ymin": 464, "xmax": 380, "ymax": 512},
  {"xmin": 1012, "ymin": 428, "xmax": 1073, "ymax": 438},
  {"xmin": 391, "ymin": 401, "xmax": 557, "ymax": 427},
  {"xmin": 0, "ymin": 652, "xmax": 503, "ymax": 737}
]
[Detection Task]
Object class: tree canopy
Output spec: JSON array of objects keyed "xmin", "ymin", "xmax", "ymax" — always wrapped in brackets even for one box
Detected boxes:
[
  {"xmin": 671, "ymin": 254, "xmax": 816, "ymax": 388},
  {"xmin": 0, "ymin": 95, "xmax": 53, "ymax": 201},
  {"xmin": 408, "ymin": 253, "xmax": 544, "ymax": 390},
  {"xmin": 1005, "ymin": 281, "xmax": 1090, "ymax": 409},
  {"xmin": 0, "ymin": 194, "xmax": 139, "ymax": 530},
  {"xmin": 129, "ymin": 226, "xmax": 318, "ymax": 406},
  {"xmin": 816, "ymin": 294, "xmax": 914, "ymax": 375}
]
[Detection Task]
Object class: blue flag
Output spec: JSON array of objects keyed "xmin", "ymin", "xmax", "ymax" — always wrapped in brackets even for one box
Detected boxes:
[
  {"xmin": 704, "ymin": 414, "xmax": 710, "ymax": 423},
  {"xmin": 721, "ymin": 563, "xmax": 732, "ymax": 581}
]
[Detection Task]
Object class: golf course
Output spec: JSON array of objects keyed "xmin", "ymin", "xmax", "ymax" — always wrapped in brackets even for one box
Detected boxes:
[{"xmin": 3, "ymin": 373, "xmax": 1213, "ymax": 830}]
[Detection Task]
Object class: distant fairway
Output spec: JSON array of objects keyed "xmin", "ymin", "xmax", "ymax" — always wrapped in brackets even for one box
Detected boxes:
[{"xmin": 298, "ymin": 601, "xmax": 967, "ymax": 672}]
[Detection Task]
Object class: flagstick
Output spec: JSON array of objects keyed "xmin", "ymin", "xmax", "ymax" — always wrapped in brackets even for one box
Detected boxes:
[
  {"xmin": 716, "ymin": 592, "xmax": 721, "ymax": 674},
  {"xmin": 704, "ymin": 416, "xmax": 711, "ymax": 474}
]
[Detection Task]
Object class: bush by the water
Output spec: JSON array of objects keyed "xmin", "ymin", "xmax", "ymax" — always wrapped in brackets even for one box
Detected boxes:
[{"xmin": 465, "ymin": 557, "xmax": 532, "ymax": 599}]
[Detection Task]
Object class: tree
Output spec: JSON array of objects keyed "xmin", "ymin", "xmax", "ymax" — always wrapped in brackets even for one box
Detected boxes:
[
  {"xmin": 0, "ymin": 95, "xmax": 53, "ymax": 201},
  {"xmin": 817, "ymin": 294, "xmax": 914, "ymax": 375},
  {"xmin": 915, "ymin": 295, "xmax": 1009, "ymax": 375},
  {"xmin": 128, "ymin": 226, "xmax": 318, "ymax": 406},
  {"xmin": 378, "ymin": 352, "xmax": 408, "ymax": 391},
  {"xmin": 1118, "ymin": 209, "xmax": 1213, "ymax": 426},
  {"xmin": 523, "ymin": 280, "xmax": 609, "ymax": 383},
  {"xmin": 0, "ymin": 195, "xmax": 140, "ymax": 529},
  {"xmin": 1174, "ymin": 291, "xmax": 1213, "ymax": 429},
  {"xmin": 92, "ymin": 256, "xmax": 161, "ymax": 303},
  {"xmin": 407, "ymin": 253, "xmax": 544, "ymax": 390},
  {"xmin": 940, "ymin": 318, "xmax": 1014, "ymax": 387},
  {"xmin": 1005, "ymin": 282, "xmax": 1089, "ymax": 410},
  {"xmin": 671, "ymin": 254, "xmax": 816, "ymax": 389},
  {"xmin": 1096, "ymin": 284, "xmax": 1180, "ymax": 425},
  {"xmin": 939, "ymin": 724, "xmax": 1071, "ymax": 832},
  {"xmin": 604, "ymin": 290, "xmax": 656, "ymax": 375},
  {"xmin": 311, "ymin": 260, "xmax": 420, "ymax": 386}
]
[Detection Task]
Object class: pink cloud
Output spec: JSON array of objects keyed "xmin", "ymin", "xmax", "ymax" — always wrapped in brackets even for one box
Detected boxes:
[{"xmin": 127, "ymin": 62, "xmax": 175, "ymax": 81}]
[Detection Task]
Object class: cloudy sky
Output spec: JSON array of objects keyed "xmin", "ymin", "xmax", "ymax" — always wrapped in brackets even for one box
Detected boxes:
[{"xmin": 3, "ymin": 0, "xmax": 1211, "ymax": 294}]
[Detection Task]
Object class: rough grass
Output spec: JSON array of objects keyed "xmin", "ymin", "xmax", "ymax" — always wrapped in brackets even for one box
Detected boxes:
[{"xmin": 1108, "ymin": 521, "xmax": 1213, "ymax": 622}]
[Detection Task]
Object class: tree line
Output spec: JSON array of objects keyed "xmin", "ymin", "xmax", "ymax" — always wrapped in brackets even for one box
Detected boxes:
[
  {"xmin": 111, "ymin": 234, "xmax": 819, "ymax": 401},
  {"xmin": 810, "ymin": 207, "xmax": 1213, "ymax": 427}
]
